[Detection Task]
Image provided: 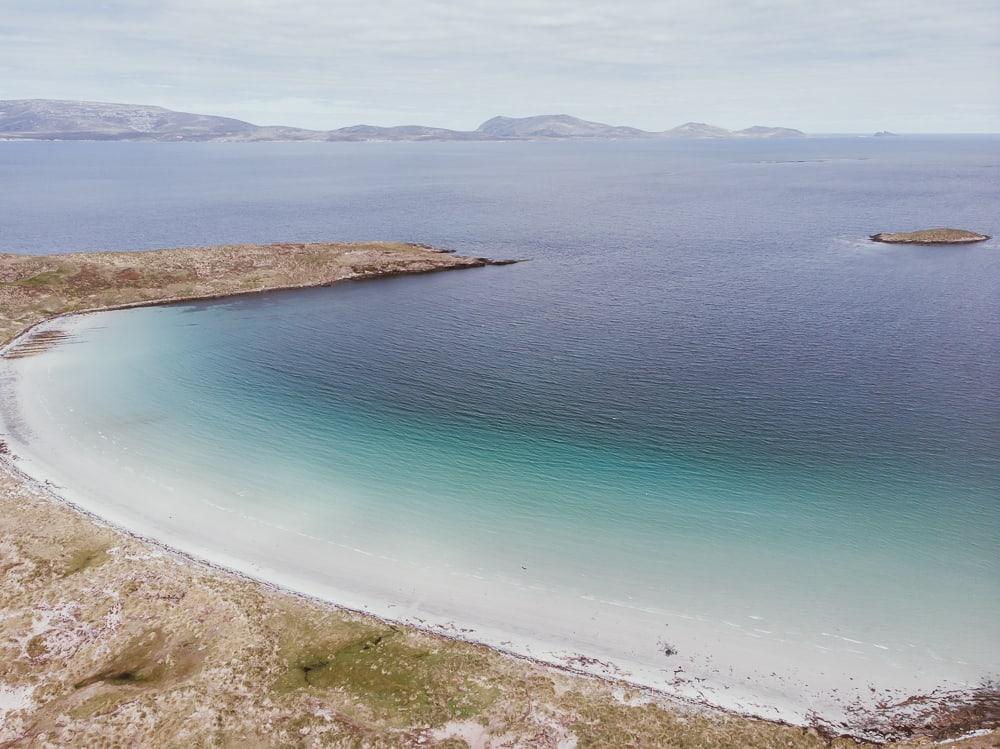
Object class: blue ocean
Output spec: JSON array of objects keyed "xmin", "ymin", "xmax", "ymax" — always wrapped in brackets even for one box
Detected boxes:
[{"xmin": 2, "ymin": 137, "xmax": 997, "ymax": 722}]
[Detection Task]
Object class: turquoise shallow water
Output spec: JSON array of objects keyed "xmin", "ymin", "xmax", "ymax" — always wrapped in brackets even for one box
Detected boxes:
[
  {"xmin": 42, "ymin": 288, "xmax": 1000, "ymax": 627},
  {"xmin": 1, "ymin": 138, "xmax": 998, "ymax": 721}
]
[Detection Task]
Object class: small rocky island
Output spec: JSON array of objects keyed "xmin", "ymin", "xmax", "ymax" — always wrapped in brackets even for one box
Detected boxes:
[{"xmin": 870, "ymin": 228, "xmax": 991, "ymax": 244}]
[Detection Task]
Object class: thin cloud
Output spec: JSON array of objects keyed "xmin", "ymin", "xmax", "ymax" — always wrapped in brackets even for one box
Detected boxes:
[{"xmin": 1, "ymin": 0, "xmax": 997, "ymax": 132}]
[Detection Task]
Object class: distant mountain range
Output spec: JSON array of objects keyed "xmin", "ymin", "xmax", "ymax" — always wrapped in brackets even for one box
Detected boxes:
[{"xmin": 0, "ymin": 100, "xmax": 807, "ymax": 142}]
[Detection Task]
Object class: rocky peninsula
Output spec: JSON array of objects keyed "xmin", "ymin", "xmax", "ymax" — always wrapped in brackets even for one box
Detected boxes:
[
  {"xmin": 1, "ymin": 242, "xmax": 996, "ymax": 747},
  {"xmin": 870, "ymin": 228, "xmax": 991, "ymax": 244}
]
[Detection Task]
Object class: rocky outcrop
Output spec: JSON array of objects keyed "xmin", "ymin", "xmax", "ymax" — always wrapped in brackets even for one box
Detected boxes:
[{"xmin": 870, "ymin": 228, "xmax": 990, "ymax": 244}]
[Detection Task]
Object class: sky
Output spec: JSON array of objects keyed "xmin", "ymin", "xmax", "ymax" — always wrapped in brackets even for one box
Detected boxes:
[{"xmin": 2, "ymin": 0, "xmax": 999, "ymax": 133}]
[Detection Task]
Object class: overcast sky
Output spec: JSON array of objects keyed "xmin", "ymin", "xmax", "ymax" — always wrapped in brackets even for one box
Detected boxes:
[{"xmin": 3, "ymin": 0, "xmax": 998, "ymax": 132}]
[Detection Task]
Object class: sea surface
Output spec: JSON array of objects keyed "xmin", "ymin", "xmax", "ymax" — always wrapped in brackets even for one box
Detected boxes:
[{"xmin": 1, "ymin": 138, "xmax": 998, "ymax": 724}]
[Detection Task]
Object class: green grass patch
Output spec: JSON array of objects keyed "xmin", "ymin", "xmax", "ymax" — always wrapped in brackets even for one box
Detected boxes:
[
  {"xmin": 15, "ymin": 269, "xmax": 71, "ymax": 287},
  {"xmin": 62, "ymin": 545, "xmax": 110, "ymax": 577},
  {"xmin": 275, "ymin": 626, "xmax": 497, "ymax": 727},
  {"xmin": 69, "ymin": 629, "xmax": 207, "ymax": 719}
]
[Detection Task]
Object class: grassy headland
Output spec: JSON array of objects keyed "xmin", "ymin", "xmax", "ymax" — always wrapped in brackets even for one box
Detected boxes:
[{"xmin": 0, "ymin": 241, "xmax": 508, "ymax": 348}]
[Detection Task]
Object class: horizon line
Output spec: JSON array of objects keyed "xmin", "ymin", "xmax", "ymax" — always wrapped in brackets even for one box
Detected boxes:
[{"xmin": 3, "ymin": 97, "xmax": 999, "ymax": 137}]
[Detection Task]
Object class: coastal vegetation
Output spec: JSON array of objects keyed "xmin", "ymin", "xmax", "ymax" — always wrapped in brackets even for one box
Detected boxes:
[
  {"xmin": 1, "ymin": 243, "xmax": 997, "ymax": 747},
  {"xmin": 0, "ymin": 241, "xmax": 503, "ymax": 348}
]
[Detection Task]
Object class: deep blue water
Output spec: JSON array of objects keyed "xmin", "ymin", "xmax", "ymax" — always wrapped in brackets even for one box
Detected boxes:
[{"xmin": 2, "ymin": 138, "xmax": 998, "ymax": 712}]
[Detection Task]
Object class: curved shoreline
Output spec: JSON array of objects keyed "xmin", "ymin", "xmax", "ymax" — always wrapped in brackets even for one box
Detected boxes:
[
  {"xmin": 1, "ymin": 247, "xmax": 995, "ymax": 744},
  {"xmin": 0, "ymin": 303, "xmax": 816, "ymax": 743},
  {"xmin": 1, "ymin": 312, "xmax": 801, "ymax": 729},
  {"xmin": 11, "ymin": 439, "xmax": 992, "ymax": 746},
  {"xmin": 0, "ymin": 427, "xmax": 731, "ymax": 722}
]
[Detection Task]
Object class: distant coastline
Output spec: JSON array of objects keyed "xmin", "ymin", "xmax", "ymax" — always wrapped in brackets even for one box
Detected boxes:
[{"xmin": 0, "ymin": 98, "xmax": 807, "ymax": 142}]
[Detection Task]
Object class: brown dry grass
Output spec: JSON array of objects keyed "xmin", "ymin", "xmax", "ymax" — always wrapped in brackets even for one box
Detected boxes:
[{"xmin": 0, "ymin": 241, "xmax": 491, "ymax": 348}]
